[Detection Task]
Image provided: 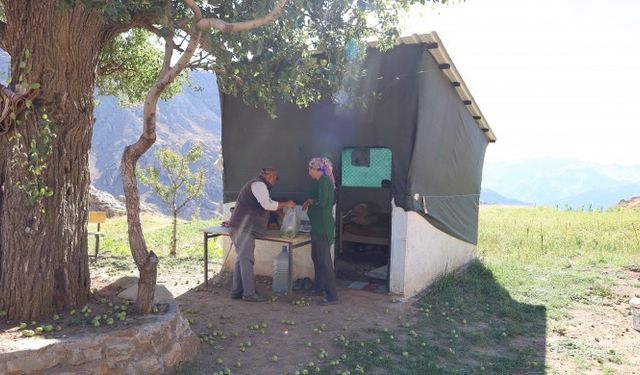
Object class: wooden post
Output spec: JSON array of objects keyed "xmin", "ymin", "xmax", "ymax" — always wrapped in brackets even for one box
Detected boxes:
[{"xmin": 95, "ymin": 222, "xmax": 101, "ymax": 259}]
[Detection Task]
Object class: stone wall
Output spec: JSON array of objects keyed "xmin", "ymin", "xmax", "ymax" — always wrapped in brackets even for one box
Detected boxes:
[{"xmin": 0, "ymin": 287, "xmax": 199, "ymax": 374}]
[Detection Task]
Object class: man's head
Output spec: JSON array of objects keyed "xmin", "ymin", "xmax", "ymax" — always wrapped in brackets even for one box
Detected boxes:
[{"xmin": 260, "ymin": 167, "xmax": 279, "ymax": 186}]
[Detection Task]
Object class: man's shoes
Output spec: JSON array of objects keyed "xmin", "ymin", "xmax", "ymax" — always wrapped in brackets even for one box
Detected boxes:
[
  {"xmin": 293, "ymin": 279, "xmax": 304, "ymax": 291},
  {"xmin": 230, "ymin": 294, "xmax": 242, "ymax": 300},
  {"xmin": 242, "ymin": 294, "xmax": 267, "ymax": 302},
  {"xmin": 318, "ymin": 298, "xmax": 337, "ymax": 306},
  {"xmin": 302, "ymin": 277, "xmax": 314, "ymax": 291}
]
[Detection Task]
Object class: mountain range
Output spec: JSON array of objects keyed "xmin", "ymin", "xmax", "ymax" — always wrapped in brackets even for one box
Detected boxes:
[
  {"xmin": 91, "ymin": 71, "xmax": 222, "ymax": 218},
  {"xmin": 481, "ymin": 159, "xmax": 640, "ymax": 209}
]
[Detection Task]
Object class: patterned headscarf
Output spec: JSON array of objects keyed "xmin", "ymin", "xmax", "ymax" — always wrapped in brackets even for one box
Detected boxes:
[{"xmin": 309, "ymin": 157, "xmax": 336, "ymax": 189}]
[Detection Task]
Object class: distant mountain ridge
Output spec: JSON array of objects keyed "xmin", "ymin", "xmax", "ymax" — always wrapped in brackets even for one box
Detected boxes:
[
  {"xmin": 482, "ymin": 158, "xmax": 640, "ymax": 209},
  {"xmin": 480, "ymin": 188, "xmax": 531, "ymax": 206}
]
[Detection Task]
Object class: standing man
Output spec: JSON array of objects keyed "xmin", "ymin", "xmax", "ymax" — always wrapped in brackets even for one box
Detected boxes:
[{"xmin": 229, "ymin": 167, "xmax": 295, "ymax": 302}]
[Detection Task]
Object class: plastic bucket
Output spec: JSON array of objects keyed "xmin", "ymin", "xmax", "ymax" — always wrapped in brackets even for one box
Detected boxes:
[{"xmin": 631, "ymin": 298, "xmax": 640, "ymax": 332}]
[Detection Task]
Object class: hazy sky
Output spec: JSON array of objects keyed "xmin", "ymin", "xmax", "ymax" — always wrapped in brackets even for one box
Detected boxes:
[{"xmin": 402, "ymin": 0, "xmax": 640, "ymax": 165}]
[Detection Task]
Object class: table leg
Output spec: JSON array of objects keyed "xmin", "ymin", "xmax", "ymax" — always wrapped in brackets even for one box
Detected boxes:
[
  {"xmin": 204, "ymin": 233, "xmax": 209, "ymax": 285},
  {"xmin": 287, "ymin": 244, "xmax": 293, "ymax": 301}
]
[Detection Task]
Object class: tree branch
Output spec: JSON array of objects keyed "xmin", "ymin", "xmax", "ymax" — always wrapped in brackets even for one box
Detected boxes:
[
  {"xmin": 187, "ymin": 0, "xmax": 289, "ymax": 33},
  {"xmin": 187, "ymin": 62, "xmax": 226, "ymax": 74},
  {"xmin": 96, "ymin": 61, "xmax": 129, "ymax": 77},
  {"xmin": 176, "ymin": 172, "xmax": 205, "ymax": 212},
  {"xmin": 177, "ymin": 26, "xmax": 226, "ymax": 73},
  {"xmin": 160, "ymin": 0, "xmax": 173, "ymax": 76}
]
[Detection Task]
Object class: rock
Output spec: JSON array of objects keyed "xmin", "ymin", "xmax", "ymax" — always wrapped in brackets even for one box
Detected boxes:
[
  {"xmin": 90, "ymin": 185, "xmax": 163, "ymax": 217},
  {"xmin": 66, "ymin": 345, "xmax": 103, "ymax": 365},
  {"xmin": 631, "ymin": 297, "xmax": 640, "ymax": 331},
  {"xmin": 136, "ymin": 357, "xmax": 164, "ymax": 374},
  {"xmin": 111, "ymin": 276, "xmax": 139, "ymax": 290},
  {"xmin": 105, "ymin": 343, "xmax": 134, "ymax": 363},
  {"xmin": 116, "ymin": 194, "xmax": 163, "ymax": 216},
  {"xmin": 118, "ymin": 284, "xmax": 175, "ymax": 304},
  {"xmin": 89, "ymin": 185, "xmax": 127, "ymax": 217},
  {"xmin": 7, "ymin": 351, "xmax": 60, "ymax": 374}
]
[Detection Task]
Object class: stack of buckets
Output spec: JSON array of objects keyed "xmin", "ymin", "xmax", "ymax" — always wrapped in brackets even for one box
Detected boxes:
[{"xmin": 632, "ymin": 298, "xmax": 640, "ymax": 332}]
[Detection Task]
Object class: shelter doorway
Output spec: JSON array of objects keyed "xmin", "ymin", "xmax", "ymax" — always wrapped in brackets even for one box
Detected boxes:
[{"xmin": 336, "ymin": 147, "xmax": 392, "ymax": 293}]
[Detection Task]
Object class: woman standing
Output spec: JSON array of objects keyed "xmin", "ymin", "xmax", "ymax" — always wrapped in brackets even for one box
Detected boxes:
[{"xmin": 303, "ymin": 157, "xmax": 338, "ymax": 305}]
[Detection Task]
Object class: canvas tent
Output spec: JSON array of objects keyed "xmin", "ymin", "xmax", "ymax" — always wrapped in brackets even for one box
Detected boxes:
[{"xmin": 219, "ymin": 32, "xmax": 495, "ymax": 298}]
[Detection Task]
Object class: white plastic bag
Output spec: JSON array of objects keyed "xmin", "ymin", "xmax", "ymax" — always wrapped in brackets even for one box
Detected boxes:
[{"xmin": 280, "ymin": 207, "xmax": 299, "ymax": 239}]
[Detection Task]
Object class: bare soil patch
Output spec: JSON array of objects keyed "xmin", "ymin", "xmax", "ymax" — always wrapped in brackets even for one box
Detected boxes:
[
  {"xmin": 172, "ymin": 272, "xmax": 408, "ymax": 374},
  {"xmin": 546, "ymin": 269, "xmax": 640, "ymax": 374}
]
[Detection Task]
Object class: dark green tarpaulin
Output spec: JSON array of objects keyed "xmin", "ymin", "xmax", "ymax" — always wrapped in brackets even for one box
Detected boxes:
[{"xmin": 221, "ymin": 44, "xmax": 488, "ymax": 244}]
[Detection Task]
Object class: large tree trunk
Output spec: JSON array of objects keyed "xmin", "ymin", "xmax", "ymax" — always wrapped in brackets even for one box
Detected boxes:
[{"xmin": 0, "ymin": 2, "xmax": 107, "ymax": 320}]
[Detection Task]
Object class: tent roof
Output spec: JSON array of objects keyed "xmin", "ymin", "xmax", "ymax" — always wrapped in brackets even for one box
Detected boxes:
[{"xmin": 370, "ymin": 32, "xmax": 496, "ymax": 142}]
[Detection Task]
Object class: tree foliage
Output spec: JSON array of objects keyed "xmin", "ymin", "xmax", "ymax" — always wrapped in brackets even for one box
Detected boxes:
[
  {"xmin": 138, "ymin": 144, "xmax": 206, "ymax": 256},
  {"xmin": 53, "ymin": 0, "xmax": 432, "ymax": 113},
  {"xmin": 97, "ymin": 29, "xmax": 186, "ymax": 107}
]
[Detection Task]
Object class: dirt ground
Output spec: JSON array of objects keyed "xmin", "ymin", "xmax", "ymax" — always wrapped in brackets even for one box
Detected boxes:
[
  {"xmin": 545, "ymin": 268, "xmax": 640, "ymax": 375},
  {"xmin": 162, "ymin": 266, "xmax": 640, "ymax": 374},
  {"xmin": 2, "ymin": 263, "xmax": 639, "ymax": 374},
  {"xmin": 169, "ymin": 272, "xmax": 409, "ymax": 374}
]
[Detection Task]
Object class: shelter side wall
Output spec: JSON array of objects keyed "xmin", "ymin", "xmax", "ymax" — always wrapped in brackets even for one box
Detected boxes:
[
  {"xmin": 403, "ymin": 50, "xmax": 488, "ymax": 245},
  {"xmin": 402, "ymin": 211, "xmax": 476, "ymax": 298},
  {"xmin": 221, "ymin": 203, "xmax": 332, "ymax": 280},
  {"xmin": 389, "ymin": 203, "xmax": 408, "ymax": 295}
]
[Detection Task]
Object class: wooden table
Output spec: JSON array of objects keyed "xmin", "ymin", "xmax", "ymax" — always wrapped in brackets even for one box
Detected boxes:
[{"xmin": 203, "ymin": 226, "xmax": 312, "ymax": 300}]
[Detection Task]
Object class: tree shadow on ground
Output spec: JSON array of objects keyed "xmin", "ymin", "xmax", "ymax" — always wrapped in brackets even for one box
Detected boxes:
[{"xmin": 407, "ymin": 260, "xmax": 547, "ymax": 374}]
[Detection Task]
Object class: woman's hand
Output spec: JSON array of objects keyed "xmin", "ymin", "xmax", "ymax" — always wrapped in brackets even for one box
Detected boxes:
[{"xmin": 302, "ymin": 198, "xmax": 314, "ymax": 210}]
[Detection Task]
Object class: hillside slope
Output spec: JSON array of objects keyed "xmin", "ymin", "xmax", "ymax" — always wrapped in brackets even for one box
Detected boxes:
[
  {"xmin": 91, "ymin": 71, "xmax": 222, "ymax": 218},
  {"xmin": 617, "ymin": 196, "xmax": 640, "ymax": 210}
]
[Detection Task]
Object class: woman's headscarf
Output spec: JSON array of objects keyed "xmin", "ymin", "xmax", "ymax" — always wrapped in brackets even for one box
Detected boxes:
[{"xmin": 309, "ymin": 157, "xmax": 336, "ymax": 189}]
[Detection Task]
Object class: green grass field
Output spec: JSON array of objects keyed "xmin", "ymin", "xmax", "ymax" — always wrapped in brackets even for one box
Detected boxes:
[
  {"xmin": 89, "ymin": 214, "xmax": 222, "ymax": 277},
  {"xmin": 93, "ymin": 207, "xmax": 640, "ymax": 374},
  {"xmin": 480, "ymin": 206, "xmax": 640, "ymax": 318}
]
